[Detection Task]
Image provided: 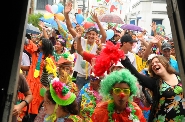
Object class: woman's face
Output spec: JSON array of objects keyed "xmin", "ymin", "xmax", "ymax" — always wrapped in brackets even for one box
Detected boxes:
[
  {"xmin": 55, "ymin": 41, "xmax": 63, "ymax": 51},
  {"xmin": 151, "ymin": 57, "xmax": 165, "ymax": 75},
  {"xmin": 112, "ymin": 83, "xmax": 130, "ymax": 108},
  {"xmin": 43, "ymin": 94, "xmax": 55, "ymax": 115},
  {"xmin": 56, "ymin": 106, "xmax": 66, "ymax": 118},
  {"xmin": 73, "ymin": 41, "xmax": 77, "ymax": 50},
  {"xmin": 90, "ymin": 76, "xmax": 101, "ymax": 91}
]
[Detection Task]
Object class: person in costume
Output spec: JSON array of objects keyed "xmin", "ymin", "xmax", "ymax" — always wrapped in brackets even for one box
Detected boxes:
[
  {"xmin": 64, "ymin": 2, "xmax": 107, "ymax": 90},
  {"xmin": 77, "ymin": 72, "xmax": 103, "ymax": 122},
  {"xmin": 57, "ymin": 52, "xmax": 78, "ymax": 95},
  {"xmin": 121, "ymin": 53, "xmax": 185, "ymax": 121},
  {"xmin": 50, "ymin": 78, "xmax": 82, "ymax": 122},
  {"xmin": 52, "ymin": 39, "xmax": 67, "ymax": 63},
  {"xmin": 90, "ymin": 69, "xmax": 146, "ymax": 122},
  {"xmin": 24, "ymin": 37, "xmax": 53, "ymax": 120}
]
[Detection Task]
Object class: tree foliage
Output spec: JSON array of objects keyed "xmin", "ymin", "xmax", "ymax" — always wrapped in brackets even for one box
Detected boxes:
[{"xmin": 28, "ymin": 13, "xmax": 43, "ymax": 29}]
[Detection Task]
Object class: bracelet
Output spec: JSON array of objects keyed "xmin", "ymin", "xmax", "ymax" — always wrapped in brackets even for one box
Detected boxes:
[{"xmin": 22, "ymin": 100, "xmax": 29, "ymax": 106}]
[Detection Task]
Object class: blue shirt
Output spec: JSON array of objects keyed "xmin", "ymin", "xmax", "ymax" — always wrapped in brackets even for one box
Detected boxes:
[{"xmin": 169, "ymin": 57, "xmax": 179, "ymax": 72}]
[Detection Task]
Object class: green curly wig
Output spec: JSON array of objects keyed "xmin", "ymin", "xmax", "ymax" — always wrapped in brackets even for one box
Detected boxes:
[{"xmin": 99, "ymin": 68, "xmax": 138, "ymax": 99}]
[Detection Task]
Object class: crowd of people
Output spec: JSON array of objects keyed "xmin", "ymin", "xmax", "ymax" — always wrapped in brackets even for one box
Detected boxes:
[{"xmin": 13, "ymin": 2, "xmax": 185, "ymax": 122}]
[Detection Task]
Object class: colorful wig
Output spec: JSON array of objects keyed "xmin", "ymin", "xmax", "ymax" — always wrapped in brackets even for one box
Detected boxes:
[{"xmin": 99, "ymin": 68, "xmax": 138, "ymax": 99}]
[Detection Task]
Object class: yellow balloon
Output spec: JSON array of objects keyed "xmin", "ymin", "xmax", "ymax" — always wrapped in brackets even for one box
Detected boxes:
[
  {"xmin": 44, "ymin": 13, "xmax": 54, "ymax": 19},
  {"xmin": 55, "ymin": 13, "xmax": 65, "ymax": 21}
]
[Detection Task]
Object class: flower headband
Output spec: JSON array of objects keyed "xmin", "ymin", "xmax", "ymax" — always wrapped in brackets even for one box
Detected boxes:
[{"xmin": 50, "ymin": 78, "xmax": 76, "ymax": 106}]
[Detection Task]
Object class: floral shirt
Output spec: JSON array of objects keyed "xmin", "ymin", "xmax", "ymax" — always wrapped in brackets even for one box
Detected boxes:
[
  {"xmin": 77, "ymin": 83, "xmax": 102, "ymax": 122},
  {"xmin": 153, "ymin": 77, "xmax": 185, "ymax": 122}
]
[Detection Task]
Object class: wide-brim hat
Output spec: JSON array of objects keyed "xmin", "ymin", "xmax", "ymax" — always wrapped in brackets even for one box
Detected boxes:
[{"xmin": 50, "ymin": 78, "xmax": 76, "ymax": 106}]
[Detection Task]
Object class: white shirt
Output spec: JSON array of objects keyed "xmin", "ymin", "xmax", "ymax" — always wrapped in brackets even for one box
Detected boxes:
[
  {"xmin": 125, "ymin": 52, "xmax": 137, "ymax": 69},
  {"xmin": 21, "ymin": 52, "xmax": 31, "ymax": 66},
  {"xmin": 74, "ymin": 38, "xmax": 98, "ymax": 76}
]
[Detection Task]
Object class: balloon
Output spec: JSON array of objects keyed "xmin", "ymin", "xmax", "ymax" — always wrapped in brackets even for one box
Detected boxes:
[
  {"xmin": 51, "ymin": 4, "xmax": 58, "ymax": 14},
  {"xmin": 76, "ymin": 14, "xmax": 84, "ymax": 24},
  {"xmin": 72, "ymin": 22, "xmax": 76, "ymax": 28},
  {"xmin": 83, "ymin": 22, "xmax": 95, "ymax": 29},
  {"xmin": 44, "ymin": 13, "xmax": 54, "ymax": 19},
  {"xmin": 55, "ymin": 13, "xmax": 65, "ymax": 21},
  {"xmin": 106, "ymin": 29, "xmax": 114, "ymax": 40},
  {"xmin": 45, "ymin": 4, "xmax": 52, "ymax": 13},
  {"xmin": 57, "ymin": 3, "xmax": 64, "ymax": 13}
]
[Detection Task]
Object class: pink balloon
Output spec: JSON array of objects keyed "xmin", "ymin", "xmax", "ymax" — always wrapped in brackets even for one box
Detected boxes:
[{"xmin": 45, "ymin": 4, "xmax": 52, "ymax": 13}]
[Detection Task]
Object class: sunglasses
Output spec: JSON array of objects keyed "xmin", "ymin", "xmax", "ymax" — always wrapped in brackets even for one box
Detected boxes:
[{"xmin": 112, "ymin": 88, "xmax": 130, "ymax": 95}]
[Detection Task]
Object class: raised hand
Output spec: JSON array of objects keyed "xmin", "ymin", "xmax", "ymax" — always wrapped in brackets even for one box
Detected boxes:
[
  {"xmin": 150, "ymin": 36, "xmax": 159, "ymax": 44},
  {"xmin": 151, "ymin": 21, "xmax": 157, "ymax": 32},
  {"xmin": 64, "ymin": 2, "xmax": 72, "ymax": 14},
  {"xmin": 54, "ymin": 15, "xmax": 59, "ymax": 22},
  {"xmin": 38, "ymin": 21, "xmax": 45, "ymax": 28},
  {"xmin": 90, "ymin": 11, "xmax": 99, "ymax": 23}
]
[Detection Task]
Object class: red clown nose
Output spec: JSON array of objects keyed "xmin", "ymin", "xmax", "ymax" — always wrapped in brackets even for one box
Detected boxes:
[{"xmin": 120, "ymin": 93, "xmax": 125, "ymax": 99}]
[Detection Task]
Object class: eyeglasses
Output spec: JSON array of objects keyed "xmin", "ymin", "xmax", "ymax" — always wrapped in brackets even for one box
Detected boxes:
[{"xmin": 112, "ymin": 88, "xmax": 130, "ymax": 95}]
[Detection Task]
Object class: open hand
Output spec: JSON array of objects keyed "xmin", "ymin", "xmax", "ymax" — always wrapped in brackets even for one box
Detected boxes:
[
  {"xmin": 151, "ymin": 21, "xmax": 157, "ymax": 32},
  {"xmin": 64, "ymin": 2, "xmax": 72, "ymax": 14},
  {"xmin": 90, "ymin": 11, "xmax": 99, "ymax": 23}
]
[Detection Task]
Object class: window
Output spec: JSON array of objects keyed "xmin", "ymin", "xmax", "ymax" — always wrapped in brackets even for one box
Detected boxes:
[
  {"xmin": 36, "ymin": 0, "xmax": 53, "ymax": 10},
  {"xmin": 152, "ymin": 19, "xmax": 163, "ymax": 25},
  {"xmin": 130, "ymin": 20, "xmax": 135, "ymax": 25}
]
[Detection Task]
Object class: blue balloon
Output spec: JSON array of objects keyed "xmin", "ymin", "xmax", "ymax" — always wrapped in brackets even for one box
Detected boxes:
[
  {"xmin": 56, "ymin": 3, "xmax": 64, "ymax": 13},
  {"xmin": 76, "ymin": 14, "xmax": 84, "ymax": 24},
  {"xmin": 106, "ymin": 29, "xmax": 114, "ymax": 40},
  {"xmin": 72, "ymin": 22, "xmax": 76, "ymax": 28}
]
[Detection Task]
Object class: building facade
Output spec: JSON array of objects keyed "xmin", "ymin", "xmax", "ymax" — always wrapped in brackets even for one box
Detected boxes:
[{"xmin": 125, "ymin": 0, "xmax": 171, "ymax": 35}]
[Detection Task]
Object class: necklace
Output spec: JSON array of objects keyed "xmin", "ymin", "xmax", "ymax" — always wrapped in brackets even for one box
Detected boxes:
[
  {"xmin": 34, "ymin": 52, "xmax": 43, "ymax": 78},
  {"xmin": 81, "ymin": 41, "xmax": 95, "ymax": 79},
  {"xmin": 107, "ymin": 101, "xmax": 139, "ymax": 122}
]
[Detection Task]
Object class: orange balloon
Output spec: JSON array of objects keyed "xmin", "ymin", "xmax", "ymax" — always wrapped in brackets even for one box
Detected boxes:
[{"xmin": 55, "ymin": 13, "xmax": 65, "ymax": 21}]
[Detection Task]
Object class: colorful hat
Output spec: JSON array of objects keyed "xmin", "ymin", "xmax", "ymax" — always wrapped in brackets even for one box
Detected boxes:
[
  {"xmin": 50, "ymin": 77, "xmax": 76, "ymax": 106},
  {"xmin": 57, "ymin": 52, "xmax": 75, "ymax": 66}
]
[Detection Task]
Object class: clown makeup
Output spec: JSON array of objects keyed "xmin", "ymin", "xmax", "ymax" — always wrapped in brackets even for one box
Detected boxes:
[{"xmin": 111, "ymin": 83, "xmax": 130, "ymax": 110}]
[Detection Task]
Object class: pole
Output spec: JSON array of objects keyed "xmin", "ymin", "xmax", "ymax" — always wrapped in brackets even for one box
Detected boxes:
[{"xmin": 82, "ymin": 0, "xmax": 85, "ymax": 16}]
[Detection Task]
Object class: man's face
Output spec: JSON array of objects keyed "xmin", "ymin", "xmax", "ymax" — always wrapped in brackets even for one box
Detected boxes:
[
  {"xmin": 162, "ymin": 48, "xmax": 171, "ymax": 60},
  {"xmin": 87, "ymin": 31, "xmax": 97, "ymax": 43},
  {"xmin": 123, "ymin": 42, "xmax": 134, "ymax": 52}
]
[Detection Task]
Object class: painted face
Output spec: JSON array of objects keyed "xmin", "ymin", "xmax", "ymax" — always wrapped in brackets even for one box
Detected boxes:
[
  {"xmin": 87, "ymin": 31, "xmax": 97, "ymax": 43},
  {"xmin": 112, "ymin": 83, "xmax": 130, "ymax": 108},
  {"xmin": 151, "ymin": 57, "xmax": 166, "ymax": 75},
  {"xmin": 43, "ymin": 94, "xmax": 55, "ymax": 115}
]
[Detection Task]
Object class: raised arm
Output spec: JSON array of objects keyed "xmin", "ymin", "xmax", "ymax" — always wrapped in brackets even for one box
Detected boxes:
[
  {"xmin": 64, "ymin": 2, "xmax": 77, "ymax": 38},
  {"xmin": 121, "ymin": 57, "xmax": 156, "ymax": 91},
  {"xmin": 90, "ymin": 12, "xmax": 107, "ymax": 43},
  {"xmin": 54, "ymin": 16, "xmax": 72, "ymax": 48},
  {"xmin": 76, "ymin": 31, "xmax": 84, "ymax": 57}
]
